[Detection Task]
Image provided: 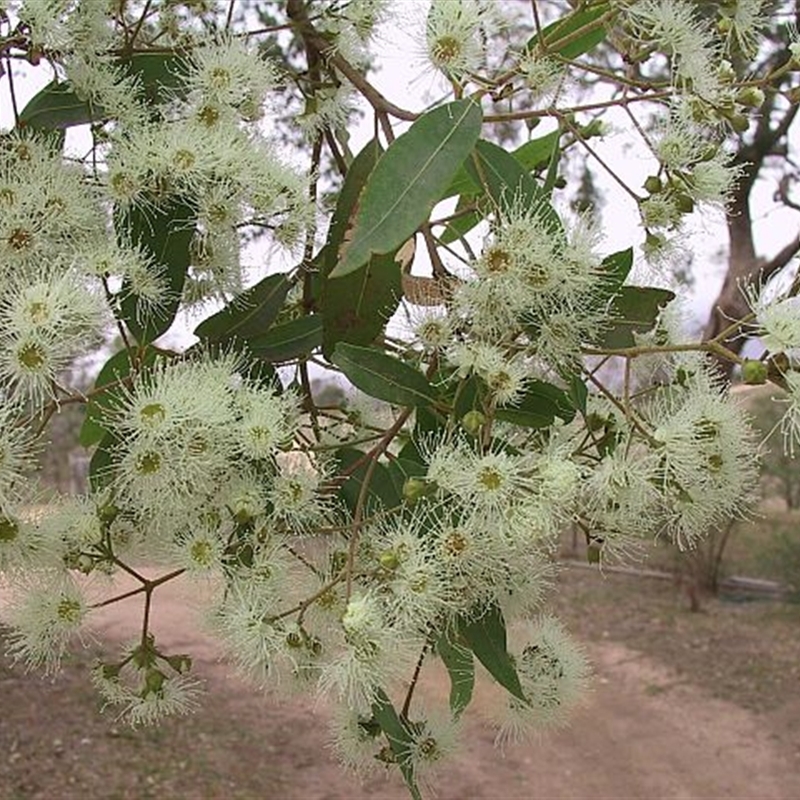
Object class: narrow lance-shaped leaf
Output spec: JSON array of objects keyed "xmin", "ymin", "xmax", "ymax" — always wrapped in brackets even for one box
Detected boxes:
[
  {"xmin": 436, "ymin": 632, "xmax": 475, "ymax": 717},
  {"xmin": 246, "ymin": 315, "xmax": 322, "ymax": 363},
  {"xmin": 331, "ymin": 343, "xmax": 437, "ymax": 408},
  {"xmin": 495, "ymin": 380, "xmax": 576, "ymax": 428},
  {"xmin": 439, "ymin": 193, "xmax": 487, "ymax": 245},
  {"xmin": 18, "ymin": 81, "xmax": 102, "ymax": 130},
  {"xmin": 542, "ymin": 125, "xmax": 563, "ymax": 197},
  {"xmin": 334, "ymin": 447, "xmax": 400, "ymax": 515},
  {"xmin": 568, "ymin": 374, "xmax": 589, "ymax": 416},
  {"xmin": 441, "ymin": 129, "xmax": 561, "ymax": 203},
  {"xmin": 599, "ymin": 248, "xmax": 634, "ymax": 297},
  {"xmin": 458, "ymin": 604, "xmax": 526, "ymax": 702},
  {"xmin": 331, "ymin": 100, "xmax": 483, "ymax": 277},
  {"xmin": 599, "ymin": 286, "xmax": 676, "ymax": 349},
  {"xmin": 116, "ymin": 197, "xmax": 196, "ymax": 344},
  {"xmin": 534, "ymin": 3, "xmax": 610, "ymax": 59},
  {"xmin": 120, "ymin": 52, "xmax": 188, "ymax": 106},
  {"xmin": 321, "ymin": 140, "xmax": 403, "ymax": 356},
  {"xmin": 512, "ymin": 131, "xmax": 561, "ymax": 172},
  {"xmin": 371, "ymin": 690, "xmax": 423, "ymax": 800},
  {"xmin": 440, "ymin": 132, "xmax": 561, "ymax": 244},
  {"xmin": 466, "ymin": 139, "xmax": 563, "ymax": 237},
  {"xmin": 194, "ymin": 273, "xmax": 292, "ymax": 342},
  {"xmin": 89, "ymin": 432, "xmax": 119, "ymax": 493}
]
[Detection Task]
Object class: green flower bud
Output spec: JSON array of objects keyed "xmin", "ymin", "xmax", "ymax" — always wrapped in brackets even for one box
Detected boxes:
[
  {"xmin": 143, "ymin": 668, "xmax": 166, "ymax": 695},
  {"xmin": 585, "ymin": 412, "xmax": 608, "ymax": 434},
  {"xmin": 674, "ymin": 193, "xmax": 694, "ymax": 214},
  {"xmin": 100, "ymin": 662, "xmax": 121, "ymax": 681},
  {"xmin": 330, "ymin": 550, "xmax": 348, "ymax": 575},
  {"xmin": 461, "ymin": 409, "xmax": 486, "ymax": 435},
  {"xmin": 97, "ymin": 503, "xmax": 119, "ymax": 524},
  {"xmin": 581, "ymin": 119, "xmax": 607, "ymax": 139},
  {"xmin": 716, "ymin": 17, "xmax": 732, "ymax": 35},
  {"xmin": 286, "ymin": 630, "xmax": 304, "ymax": 649},
  {"xmin": 75, "ymin": 554, "xmax": 95, "ymax": 574},
  {"xmin": 0, "ymin": 515, "xmax": 19, "ymax": 542},
  {"xmin": 165, "ymin": 654, "xmax": 193, "ymax": 674},
  {"xmin": 700, "ymin": 144, "xmax": 719, "ymax": 162},
  {"xmin": 379, "ymin": 549, "xmax": 400, "ymax": 571},
  {"xmin": 643, "ymin": 175, "xmax": 663, "ymax": 195},
  {"xmin": 736, "ymin": 87, "xmax": 765, "ymax": 108},
  {"xmin": 403, "ymin": 477, "xmax": 433, "ymax": 505},
  {"xmin": 741, "ymin": 359, "xmax": 768, "ymax": 385},
  {"xmin": 717, "ymin": 60, "xmax": 736, "ymax": 84},
  {"xmin": 728, "ymin": 113, "xmax": 750, "ymax": 133}
]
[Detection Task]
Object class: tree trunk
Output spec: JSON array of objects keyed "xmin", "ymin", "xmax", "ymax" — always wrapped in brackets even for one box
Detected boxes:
[{"xmin": 703, "ymin": 93, "xmax": 800, "ymax": 375}]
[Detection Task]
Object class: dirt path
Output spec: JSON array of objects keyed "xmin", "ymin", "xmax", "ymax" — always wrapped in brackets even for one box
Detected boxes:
[
  {"xmin": 57, "ymin": 586, "xmax": 800, "ymax": 800},
  {"xmin": 3, "ymin": 571, "xmax": 800, "ymax": 799}
]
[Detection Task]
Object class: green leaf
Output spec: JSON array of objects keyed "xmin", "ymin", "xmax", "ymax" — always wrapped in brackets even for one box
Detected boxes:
[
  {"xmin": 18, "ymin": 81, "xmax": 102, "ymax": 130},
  {"xmin": 537, "ymin": 4, "xmax": 610, "ymax": 59},
  {"xmin": 322, "ymin": 141, "xmax": 403, "ymax": 356},
  {"xmin": 568, "ymin": 374, "xmax": 589, "ymax": 415},
  {"xmin": 441, "ymin": 130, "xmax": 560, "ymax": 207},
  {"xmin": 335, "ymin": 447, "xmax": 399, "ymax": 514},
  {"xmin": 387, "ymin": 456, "xmax": 427, "ymax": 499},
  {"xmin": 194, "ymin": 273, "xmax": 292, "ymax": 342},
  {"xmin": 247, "ymin": 315, "xmax": 322, "ymax": 362},
  {"xmin": 600, "ymin": 286, "xmax": 676, "ymax": 349},
  {"xmin": 116, "ymin": 197, "xmax": 196, "ymax": 344},
  {"xmin": 331, "ymin": 343, "xmax": 437, "ymax": 408},
  {"xmin": 512, "ymin": 131, "xmax": 561, "ymax": 172},
  {"xmin": 452, "ymin": 374, "xmax": 484, "ymax": 420},
  {"xmin": 331, "ymin": 100, "xmax": 483, "ymax": 277},
  {"xmin": 438, "ymin": 193, "xmax": 488, "ymax": 245},
  {"xmin": 542, "ymin": 126, "xmax": 562, "ymax": 197},
  {"xmin": 79, "ymin": 347, "xmax": 160, "ymax": 447},
  {"xmin": 120, "ymin": 52, "xmax": 188, "ymax": 106},
  {"xmin": 458, "ymin": 604, "xmax": 526, "ymax": 702},
  {"xmin": 323, "ymin": 246, "xmax": 402, "ymax": 355},
  {"xmin": 600, "ymin": 247, "xmax": 634, "ymax": 296},
  {"xmin": 436, "ymin": 632, "xmax": 475, "ymax": 717},
  {"xmin": 371, "ymin": 690, "xmax": 422, "ymax": 800},
  {"xmin": 324, "ymin": 139, "xmax": 384, "ymax": 251},
  {"xmin": 439, "ymin": 132, "xmax": 561, "ymax": 245},
  {"xmin": 495, "ymin": 380, "xmax": 575, "ymax": 428},
  {"xmin": 88, "ymin": 432, "xmax": 118, "ymax": 492},
  {"xmin": 465, "ymin": 139, "xmax": 562, "ymax": 236}
]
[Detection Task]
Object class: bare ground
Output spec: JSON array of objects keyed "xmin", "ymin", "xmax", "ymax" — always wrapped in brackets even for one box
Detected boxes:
[{"xmin": 2, "ymin": 566, "xmax": 800, "ymax": 800}]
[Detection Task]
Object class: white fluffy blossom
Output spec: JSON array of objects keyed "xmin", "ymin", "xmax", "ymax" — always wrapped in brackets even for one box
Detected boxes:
[
  {"xmin": 493, "ymin": 616, "xmax": 590, "ymax": 745},
  {"xmin": 646, "ymin": 372, "xmax": 759, "ymax": 547},
  {"xmin": 748, "ymin": 289, "xmax": 800, "ymax": 358},
  {"xmin": 424, "ymin": 0, "xmax": 500, "ymax": 78},
  {"xmin": 3, "ymin": 572, "xmax": 90, "ymax": 673},
  {"xmin": 0, "ymin": 399, "xmax": 37, "ymax": 514},
  {"xmin": 625, "ymin": 0, "xmax": 722, "ymax": 101}
]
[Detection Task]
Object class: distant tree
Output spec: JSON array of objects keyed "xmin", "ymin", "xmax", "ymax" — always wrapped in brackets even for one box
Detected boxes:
[{"xmin": 750, "ymin": 388, "xmax": 800, "ymax": 508}]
